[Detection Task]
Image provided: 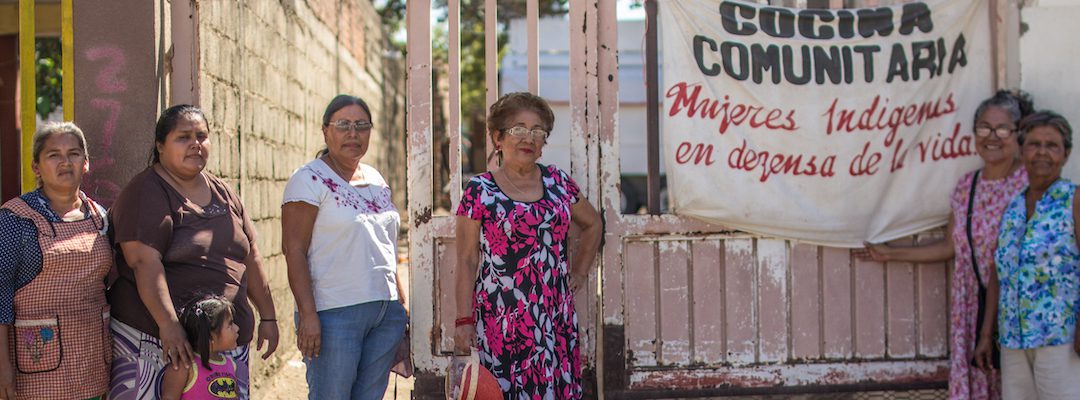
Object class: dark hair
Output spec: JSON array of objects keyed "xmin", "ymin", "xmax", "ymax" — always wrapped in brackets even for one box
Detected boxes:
[
  {"xmin": 1019, "ymin": 110, "xmax": 1073, "ymax": 150},
  {"xmin": 485, "ymin": 92, "xmax": 556, "ymax": 164},
  {"xmin": 33, "ymin": 122, "xmax": 89, "ymax": 163},
  {"xmin": 973, "ymin": 89, "xmax": 1034, "ymax": 126},
  {"xmin": 177, "ymin": 295, "xmax": 235, "ymax": 370},
  {"xmin": 151, "ymin": 104, "xmax": 207, "ymax": 165},
  {"xmin": 317, "ymin": 95, "xmax": 373, "ymax": 158},
  {"xmin": 31, "ymin": 122, "xmax": 90, "ymax": 187},
  {"xmin": 487, "ymin": 92, "xmax": 555, "ymax": 135}
]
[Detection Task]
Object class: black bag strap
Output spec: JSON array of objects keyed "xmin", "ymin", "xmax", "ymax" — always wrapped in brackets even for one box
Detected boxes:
[
  {"xmin": 966, "ymin": 170, "xmax": 985, "ymax": 288},
  {"xmin": 965, "ymin": 169, "xmax": 1001, "ymax": 369}
]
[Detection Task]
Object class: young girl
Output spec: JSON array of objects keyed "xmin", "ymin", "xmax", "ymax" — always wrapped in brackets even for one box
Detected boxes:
[{"xmin": 161, "ymin": 295, "xmax": 241, "ymax": 400}]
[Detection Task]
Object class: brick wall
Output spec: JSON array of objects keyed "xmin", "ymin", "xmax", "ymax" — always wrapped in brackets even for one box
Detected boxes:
[{"xmin": 195, "ymin": 0, "xmax": 406, "ymax": 388}]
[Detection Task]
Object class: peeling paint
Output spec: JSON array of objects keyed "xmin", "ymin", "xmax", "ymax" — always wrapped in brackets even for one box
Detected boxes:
[
  {"xmin": 628, "ymin": 361, "xmax": 948, "ymax": 390},
  {"xmin": 413, "ymin": 206, "xmax": 432, "ymax": 227}
]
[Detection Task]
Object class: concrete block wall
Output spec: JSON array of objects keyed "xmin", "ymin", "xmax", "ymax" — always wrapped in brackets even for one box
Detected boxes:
[{"xmin": 195, "ymin": 0, "xmax": 407, "ymax": 389}]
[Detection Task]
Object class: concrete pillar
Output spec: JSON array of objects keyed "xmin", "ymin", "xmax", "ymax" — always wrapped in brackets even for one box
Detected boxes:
[{"xmin": 73, "ymin": 0, "xmax": 166, "ymax": 206}]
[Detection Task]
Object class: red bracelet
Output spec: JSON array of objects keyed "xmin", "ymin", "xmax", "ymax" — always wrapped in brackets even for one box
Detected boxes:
[{"xmin": 454, "ymin": 316, "xmax": 475, "ymax": 327}]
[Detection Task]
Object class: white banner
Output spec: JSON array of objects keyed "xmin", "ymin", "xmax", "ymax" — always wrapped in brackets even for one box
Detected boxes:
[{"xmin": 661, "ymin": 0, "xmax": 992, "ymax": 246}]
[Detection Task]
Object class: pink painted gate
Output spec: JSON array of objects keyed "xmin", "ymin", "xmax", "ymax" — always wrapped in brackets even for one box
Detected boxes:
[{"xmin": 403, "ymin": 0, "xmax": 1009, "ymax": 397}]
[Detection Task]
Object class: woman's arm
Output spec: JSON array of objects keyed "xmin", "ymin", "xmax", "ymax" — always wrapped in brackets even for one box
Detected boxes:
[
  {"xmin": 1073, "ymin": 192, "xmax": 1080, "ymax": 357},
  {"xmin": 569, "ymin": 200, "xmax": 603, "ymax": 291},
  {"xmin": 281, "ymin": 202, "xmax": 320, "ymax": 359},
  {"xmin": 453, "ymin": 216, "xmax": 481, "ymax": 355},
  {"xmin": 0, "ymin": 328, "xmax": 14, "ymax": 399},
  {"xmin": 854, "ymin": 218, "xmax": 956, "ymax": 263},
  {"xmin": 243, "ymin": 240, "xmax": 279, "ymax": 360},
  {"xmin": 159, "ymin": 361, "xmax": 191, "ymax": 400},
  {"xmin": 395, "ymin": 270, "xmax": 408, "ymax": 316},
  {"xmin": 0, "ymin": 213, "xmax": 28, "ymax": 399},
  {"xmin": 120, "ymin": 241, "xmax": 193, "ymax": 369}
]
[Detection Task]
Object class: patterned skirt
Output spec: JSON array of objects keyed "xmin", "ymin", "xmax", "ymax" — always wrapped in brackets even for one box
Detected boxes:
[{"xmin": 108, "ymin": 320, "xmax": 250, "ymax": 399}]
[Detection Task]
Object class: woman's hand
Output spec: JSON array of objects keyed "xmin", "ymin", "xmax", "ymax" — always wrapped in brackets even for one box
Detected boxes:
[
  {"xmin": 853, "ymin": 242, "xmax": 893, "ymax": 262},
  {"xmin": 453, "ymin": 324, "xmax": 476, "ymax": 356},
  {"xmin": 0, "ymin": 359, "xmax": 15, "ymax": 400},
  {"xmin": 1074, "ymin": 320, "xmax": 1080, "ymax": 358},
  {"xmin": 296, "ymin": 312, "xmax": 321, "ymax": 359},
  {"xmin": 159, "ymin": 320, "xmax": 194, "ymax": 369},
  {"xmin": 256, "ymin": 320, "xmax": 280, "ymax": 360},
  {"xmin": 570, "ymin": 272, "xmax": 588, "ymax": 293},
  {"xmin": 972, "ymin": 334, "xmax": 995, "ymax": 371}
]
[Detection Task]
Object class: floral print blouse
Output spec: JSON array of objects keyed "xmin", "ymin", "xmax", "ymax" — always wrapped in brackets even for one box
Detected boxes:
[{"xmin": 995, "ymin": 178, "xmax": 1080, "ymax": 349}]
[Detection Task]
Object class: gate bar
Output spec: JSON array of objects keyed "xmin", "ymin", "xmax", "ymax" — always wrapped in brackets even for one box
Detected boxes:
[
  {"xmin": 449, "ymin": 0, "xmax": 462, "ymax": 209},
  {"xmin": 645, "ymin": 0, "xmax": 660, "ymax": 214},
  {"xmin": 527, "ymin": 0, "xmax": 539, "ymax": 94},
  {"xmin": 19, "ymin": 0, "xmax": 35, "ymax": 192},
  {"xmin": 62, "ymin": 0, "xmax": 73, "ymax": 121},
  {"xmin": 484, "ymin": 0, "xmax": 498, "ymax": 171}
]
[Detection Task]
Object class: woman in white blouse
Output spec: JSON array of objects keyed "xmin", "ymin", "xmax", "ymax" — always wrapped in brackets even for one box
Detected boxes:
[{"xmin": 281, "ymin": 95, "xmax": 407, "ymax": 400}]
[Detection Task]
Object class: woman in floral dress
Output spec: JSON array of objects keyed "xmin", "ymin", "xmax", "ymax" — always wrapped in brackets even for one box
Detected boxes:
[
  {"xmin": 856, "ymin": 90, "xmax": 1033, "ymax": 399},
  {"xmin": 454, "ymin": 92, "xmax": 603, "ymax": 399},
  {"xmin": 980, "ymin": 111, "xmax": 1080, "ymax": 398}
]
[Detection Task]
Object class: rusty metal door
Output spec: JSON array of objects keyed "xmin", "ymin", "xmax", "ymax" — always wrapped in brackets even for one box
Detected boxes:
[
  {"xmin": 405, "ymin": 0, "xmax": 611, "ymax": 397},
  {"xmin": 405, "ymin": 0, "xmax": 991, "ymax": 398}
]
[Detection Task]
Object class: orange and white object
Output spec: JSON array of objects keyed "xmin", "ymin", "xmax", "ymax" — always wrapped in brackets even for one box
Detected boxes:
[{"xmin": 446, "ymin": 350, "xmax": 501, "ymax": 400}]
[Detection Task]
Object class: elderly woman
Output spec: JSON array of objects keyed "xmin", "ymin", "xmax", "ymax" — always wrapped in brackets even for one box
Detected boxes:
[
  {"xmin": 0, "ymin": 122, "xmax": 112, "ymax": 399},
  {"xmin": 282, "ymin": 95, "xmax": 407, "ymax": 400},
  {"xmin": 975, "ymin": 111, "xmax": 1080, "ymax": 399},
  {"xmin": 453, "ymin": 92, "xmax": 603, "ymax": 398},
  {"xmin": 107, "ymin": 105, "xmax": 278, "ymax": 399},
  {"xmin": 856, "ymin": 90, "xmax": 1032, "ymax": 399}
]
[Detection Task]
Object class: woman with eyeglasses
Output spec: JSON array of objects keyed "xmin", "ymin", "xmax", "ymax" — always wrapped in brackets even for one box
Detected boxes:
[
  {"xmin": 453, "ymin": 92, "xmax": 603, "ymax": 398},
  {"xmin": 281, "ymin": 95, "xmax": 407, "ymax": 399},
  {"xmin": 0, "ymin": 122, "xmax": 112, "ymax": 400},
  {"xmin": 855, "ymin": 90, "xmax": 1032, "ymax": 400},
  {"xmin": 976, "ymin": 111, "xmax": 1080, "ymax": 399}
]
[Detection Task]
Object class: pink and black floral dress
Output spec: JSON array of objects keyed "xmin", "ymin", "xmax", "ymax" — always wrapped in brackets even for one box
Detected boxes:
[{"xmin": 457, "ymin": 164, "xmax": 583, "ymax": 399}]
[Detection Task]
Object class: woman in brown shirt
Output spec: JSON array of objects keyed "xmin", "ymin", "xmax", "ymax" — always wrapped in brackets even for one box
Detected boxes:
[{"xmin": 107, "ymin": 105, "xmax": 278, "ymax": 399}]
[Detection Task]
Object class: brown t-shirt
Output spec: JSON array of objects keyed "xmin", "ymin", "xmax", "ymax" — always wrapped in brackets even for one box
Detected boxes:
[{"xmin": 107, "ymin": 167, "xmax": 256, "ymax": 345}]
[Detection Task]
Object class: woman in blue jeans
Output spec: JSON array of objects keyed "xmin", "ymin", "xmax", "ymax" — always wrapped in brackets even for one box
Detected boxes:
[{"xmin": 282, "ymin": 95, "xmax": 408, "ymax": 399}]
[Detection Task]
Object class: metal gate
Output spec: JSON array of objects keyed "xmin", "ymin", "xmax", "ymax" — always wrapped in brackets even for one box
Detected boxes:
[{"xmin": 405, "ymin": 0, "xmax": 1013, "ymax": 397}]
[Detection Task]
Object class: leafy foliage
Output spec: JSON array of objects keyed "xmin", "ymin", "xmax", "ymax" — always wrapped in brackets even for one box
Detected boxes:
[
  {"xmin": 35, "ymin": 38, "xmax": 63, "ymax": 120},
  {"xmin": 375, "ymin": 0, "xmax": 569, "ymax": 172}
]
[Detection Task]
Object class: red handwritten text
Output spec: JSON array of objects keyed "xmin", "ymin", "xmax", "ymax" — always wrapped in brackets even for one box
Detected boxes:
[
  {"xmin": 823, "ymin": 93, "xmax": 956, "ymax": 147},
  {"xmin": 666, "ymin": 82, "xmax": 798, "ymax": 135}
]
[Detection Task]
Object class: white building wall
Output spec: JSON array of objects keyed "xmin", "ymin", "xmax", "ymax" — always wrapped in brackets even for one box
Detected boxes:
[
  {"xmin": 1020, "ymin": 1, "xmax": 1080, "ymax": 180},
  {"xmin": 503, "ymin": 17, "xmax": 661, "ymax": 176}
]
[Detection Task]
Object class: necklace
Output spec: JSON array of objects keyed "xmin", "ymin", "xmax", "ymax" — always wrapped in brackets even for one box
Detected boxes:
[
  {"xmin": 500, "ymin": 168, "xmax": 537, "ymax": 197},
  {"xmin": 324, "ymin": 155, "xmax": 365, "ymax": 184}
]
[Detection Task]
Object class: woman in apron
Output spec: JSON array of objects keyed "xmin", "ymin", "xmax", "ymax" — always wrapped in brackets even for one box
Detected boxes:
[{"xmin": 0, "ymin": 122, "xmax": 112, "ymax": 400}]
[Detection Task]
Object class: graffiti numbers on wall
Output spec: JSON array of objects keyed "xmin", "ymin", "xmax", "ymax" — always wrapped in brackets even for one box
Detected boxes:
[{"xmin": 82, "ymin": 45, "xmax": 127, "ymax": 205}]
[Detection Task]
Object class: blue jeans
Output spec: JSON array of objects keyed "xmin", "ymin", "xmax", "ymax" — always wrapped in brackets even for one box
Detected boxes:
[{"xmin": 300, "ymin": 301, "xmax": 407, "ymax": 400}]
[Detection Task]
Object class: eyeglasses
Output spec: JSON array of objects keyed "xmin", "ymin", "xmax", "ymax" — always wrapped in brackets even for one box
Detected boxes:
[
  {"xmin": 330, "ymin": 120, "xmax": 373, "ymax": 133},
  {"xmin": 973, "ymin": 125, "xmax": 1016, "ymax": 139},
  {"xmin": 502, "ymin": 126, "xmax": 549, "ymax": 142},
  {"xmin": 1023, "ymin": 140, "xmax": 1065, "ymax": 154}
]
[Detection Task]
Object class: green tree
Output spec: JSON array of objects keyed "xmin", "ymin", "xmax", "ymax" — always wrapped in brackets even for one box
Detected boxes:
[
  {"xmin": 35, "ymin": 38, "xmax": 63, "ymax": 119},
  {"xmin": 376, "ymin": 0, "xmax": 568, "ymax": 172}
]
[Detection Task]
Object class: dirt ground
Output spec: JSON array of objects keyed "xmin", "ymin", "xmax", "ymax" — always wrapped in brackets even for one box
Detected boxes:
[
  {"xmin": 258, "ymin": 350, "xmax": 414, "ymax": 399},
  {"xmin": 255, "ymin": 243, "xmax": 415, "ymax": 399}
]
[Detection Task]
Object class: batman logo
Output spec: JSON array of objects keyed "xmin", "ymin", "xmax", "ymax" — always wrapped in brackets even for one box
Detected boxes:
[{"xmin": 207, "ymin": 377, "xmax": 238, "ymax": 398}]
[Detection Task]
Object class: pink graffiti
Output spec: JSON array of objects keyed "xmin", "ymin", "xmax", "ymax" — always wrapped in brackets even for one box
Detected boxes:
[
  {"xmin": 81, "ymin": 45, "xmax": 129, "ymax": 207},
  {"xmin": 89, "ymin": 99, "xmax": 120, "ymax": 151},
  {"xmin": 85, "ymin": 46, "xmax": 127, "ymax": 93},
  {"xmin": 82, "ymin": 174, "xmax": 121, "ymax": 206}
]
